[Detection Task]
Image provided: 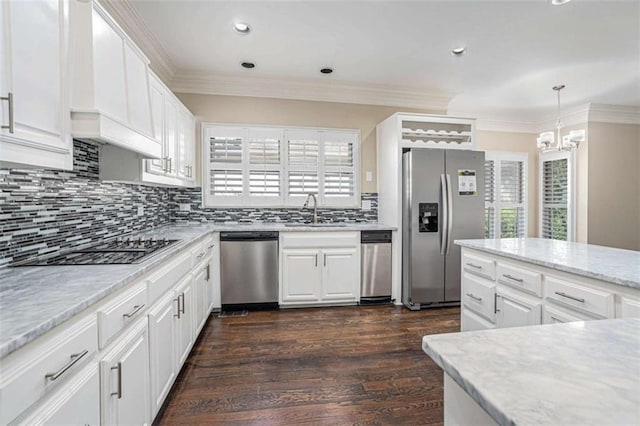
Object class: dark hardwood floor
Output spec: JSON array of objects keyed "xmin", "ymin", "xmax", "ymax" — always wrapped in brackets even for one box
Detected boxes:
[{"xmin": 156, "ymin": 305, "xmax": 460, "ymax": 425}]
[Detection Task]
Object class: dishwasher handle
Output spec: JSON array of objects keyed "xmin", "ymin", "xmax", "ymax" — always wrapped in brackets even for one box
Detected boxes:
[{"xmin": 220, "ymin": 232, "xmax": 279, "ymax": 241}]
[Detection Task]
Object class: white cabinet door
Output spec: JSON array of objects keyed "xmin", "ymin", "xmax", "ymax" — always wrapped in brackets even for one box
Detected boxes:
[
  {"xmin": 101, "ymin": 318, "xmax": 150, "ymax": 426},
  {"xmin": 164, "ymin": 98, "xmax": 178, "ymax": 177},
  {"xmin": 175, "ymin": 276, "xmax": 194, "ymax": 366},
  {"xmin": 0, "ymin": 0, "xmax": 73, "ymax": 170},
  {"xmin": 209, "ymin": 242, "xmax": 221, "ymax": 311},
  {"xmin": 176, "ymin": 108, "xmax": 190, "ymax": 180},
  {"xmin": 123, "ymin": 43, "xmax": 152, "ymax": 137},
  {"xmin": 542, "ymin": 304, "xmax": 595, "ymax": 324},
  {"xmin": 148, "ymin": 293, "xmax": 177, "ymax": 418},
  {"xmin": 496, "ymin": 289, "xmax": 541, "ymax": 329},
  {"xmin": 619, "ymin": 296, "xmax": 640, "ymax": 318},
  {"xmin": 194, "ymin": 267, "xmax": 207, "ymax": 333},
  {"xmin": 146, "ymin": 73, "xmax": 166, "ymax": 175},
  {"xmin": 321, "ymin": 248, "xmax": 359, "ymax": 301},
  {"xmin": 281, "ymin": 249, "xmax": 321, "ymax": 303},
  {"xmin": 16, "ymin": 364, "xmax": 100, "ymax": 426}
]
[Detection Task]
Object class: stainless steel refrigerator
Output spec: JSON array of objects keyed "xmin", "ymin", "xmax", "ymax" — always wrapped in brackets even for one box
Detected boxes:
[{"xmin": 402, "ymin": 148, "xmax": 485, "ymax": 310}]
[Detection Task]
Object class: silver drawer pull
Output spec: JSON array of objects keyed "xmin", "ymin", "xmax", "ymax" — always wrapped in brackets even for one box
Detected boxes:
[
  {"xmin": 503, "ymin": 274, "xmax": 524, "ymax": 283},
  {"xmin": 197, "ymin": 252, "xmax": 205, "ymax": 258},
  {"xmin": 207, "ymin": 243, "xmax": 215, "ymax": 249},
  {"xmin": 466, "ymin": 263, "xmax": 482, "ymax": 269},
  {"xmin": 45, "ymin": 349, "xmax": 89, "ymax": 381},
  {"xmin": 555, "ymin": 291, "xmax": 585, "ymax": 303},
  {"xmin": 111, "ymin": 361, "xmax": 122, "ymax": 399},
  {"xmin": 466, "ymin": 293, "xmax": 482, "ymax": 302},
  {"xmin": 174, "ymin": 297, "xmax": 181, "ymax": 319},
  {"xmin": 122, "ymin": 304, "xmax": 145, "ymax": 318},
  {"xmin": 1, "ymin": 92, "xmax": 14, "ymax": 133}
]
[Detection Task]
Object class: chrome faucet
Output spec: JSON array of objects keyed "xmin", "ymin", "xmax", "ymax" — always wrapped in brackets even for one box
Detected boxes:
[{"xmin": 303, "ymin": 193, "xmax": 318, "ymax": 224}]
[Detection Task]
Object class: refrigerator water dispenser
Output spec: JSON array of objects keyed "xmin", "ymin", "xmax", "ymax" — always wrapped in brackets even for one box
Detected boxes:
[{"xmin": 419, "ymin": 203, "xmax": 438, "ymax": 232}]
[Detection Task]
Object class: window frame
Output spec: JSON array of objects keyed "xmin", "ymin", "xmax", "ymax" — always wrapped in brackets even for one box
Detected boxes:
[
  {"xmin": 484, "ymin": 151, "xmax": 529, "ymax": 239},
  {"xmin": 538, "ymin": 150, "xmax": 576, "ymax": 241},
  {"xmin": 202, "ymin": 123, "xmax": 361, "ymax": 208}
]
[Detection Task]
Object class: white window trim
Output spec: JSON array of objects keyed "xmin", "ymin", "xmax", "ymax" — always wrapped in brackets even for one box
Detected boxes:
[
  {"xmin": 201, "ymin": 123, "xmax": 361, "ymax": 208},
  {"xmin": 485, "ymin": 151, "xmax": 528, "ymax": 239},
  {"xmin": 538, "ymin": 150, "xmax": 576, "ymax": 241}
]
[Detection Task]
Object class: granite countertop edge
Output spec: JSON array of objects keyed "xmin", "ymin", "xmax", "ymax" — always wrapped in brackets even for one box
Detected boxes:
[
  {"xmin": 455, "ymin": 239, "xmax": 640, "ymax": 289},
  {"xmin": 422, "ymin": 337, "xmax": 512, "ymax": 426},
  {"xmin": 1, "ymin": 222, "xmax": 395, "ymax": 358}
]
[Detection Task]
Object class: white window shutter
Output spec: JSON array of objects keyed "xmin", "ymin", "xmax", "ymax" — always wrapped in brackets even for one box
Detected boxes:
[{"xmin": 541, "ymin": 155, "xmax": 569, "ymax": 240}]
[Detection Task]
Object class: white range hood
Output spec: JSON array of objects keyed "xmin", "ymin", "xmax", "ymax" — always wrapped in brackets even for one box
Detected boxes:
[{"xmin": 70, "ymin": 0, "xmax": 161, "ymax": 159}]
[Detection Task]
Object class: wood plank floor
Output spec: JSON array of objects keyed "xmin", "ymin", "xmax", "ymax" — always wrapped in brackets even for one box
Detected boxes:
[{"xmin": 155, "ymin": 305, "xmax": 460, "ymax": 425}]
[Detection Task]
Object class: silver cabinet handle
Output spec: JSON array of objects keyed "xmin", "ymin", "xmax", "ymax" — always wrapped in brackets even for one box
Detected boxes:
[
  {"xmin": 1, "ymin": 92, "xmax": 14, "ymax": 133},
  {"xmin": 122, "ymin": 304, "xmax": 145, "ymax": 319},
  {"xmin": 174, "ymin": 296, "xmax": 181, "ymax": 319},
  {"xmin": 466, "ymin": 293, "xmax": 482, "ymax": 302},
  {"xmin": 323, "ymin": 254, "xmax": 327, "ymax": 267},
  {"xmin": 205, "ymin": 264, "xmax": 210, "ymax": 281},
  {"xmin": 45, "ymin": 349, "xmax": 89, "ymax": 381},
  {"xmin": 466, "ymin": 263, "xmax": 482, "ymax": 269},
  {"xmin": 315, "ymin": 254, "xmax": 318, "ymax": 267},
  {"xmin": 197, "ymin": 251, "xmax": 205, "ymax": 258},
  {"xmin": 110, "ymin": 361, "xmax": 122, "ymax": 398},
  {"xmin": 180, "ymin": 292, "xmax": 185, "ymax": 314},
  {"xmin": 207, "ymin": 243, "xmax": 215, "ymax": 249},
  {"xmin": 502, "ymin": 274, "xmax": 524, "ymax": 283},
  {"xmin": 555, "ymin": 291, "xmax": 585, "ymax": 303}
]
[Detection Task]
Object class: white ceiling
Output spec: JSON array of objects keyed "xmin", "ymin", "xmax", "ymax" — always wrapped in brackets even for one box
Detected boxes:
[{"xmin": 128, "ymin": 0, "xmax": 640, "ymax": 122}]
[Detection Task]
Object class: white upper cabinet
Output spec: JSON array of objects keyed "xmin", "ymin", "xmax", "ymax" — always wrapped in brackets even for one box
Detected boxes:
[
  {"xmin": 70, "ymin": 0, "xmax": 160, "ymax": 158},
  {"xmin": 0, "ymin": 0, "xmax": 74, "ymax": 170}
]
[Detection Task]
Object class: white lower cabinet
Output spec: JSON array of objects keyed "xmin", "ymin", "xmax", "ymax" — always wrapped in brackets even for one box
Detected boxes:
[
  {"xmin": 461, "ymin": 309, "xmax": 495, "ymax": 332},
  {"xmin": 100, "ymin": 317, "xmax": 150, "ymax": 426},
  {"xmin": 321, "ymin": 248, "xmax": 359, "ymax": 301},
  {"xmin": 12, "ymin": 364, "xmax": 100, "ymax": 426},
  {"xmin": 282, "ymin": 249, "xmax": 322, "ymax": 303},
  {"xmin": 495, "ymin": 287, "xmax": 541, "ymax": 328},
  {"xmin": 542, "ymin": 304, "xmax": 596, "ymax": 324},
  {"xmin": 619, "ymin": 296, "xmax": 640, "ymax": 318},
  {"xmin": 175, "ymin": 275, "xmax": 194, "ymax": 366},
  {"xmin": 148, "ymin": 293, "xmax": 178, "ymax": 417},
  {"xmin": 281, "ymin": 247, "xmax": 359, "ymax": 305},
  {"xmin": 194, "ymin": 265, "xmax": 209, "ymax": 333}
]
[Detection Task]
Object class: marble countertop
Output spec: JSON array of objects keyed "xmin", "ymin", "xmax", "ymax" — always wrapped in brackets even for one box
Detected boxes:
[
  {"xmin": 0, "ymin": 222, "xmax": 394, "ymax": 358},
  {"xmin": 455, "ymin": 238, "xmax": 640, "ymax": 289},
  {"xmin": 187, "ymin": 222, "xmax": 397, "ymax": 232},
  {"xmin": 423, "ymin": 318, "xmax": 640, "ymax": 426}
]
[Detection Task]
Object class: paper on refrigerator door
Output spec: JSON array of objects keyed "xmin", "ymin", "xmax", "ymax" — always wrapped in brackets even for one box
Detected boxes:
[{"xmin": 458, "ymin": 169, "xmax": 477, "ymax": 196}]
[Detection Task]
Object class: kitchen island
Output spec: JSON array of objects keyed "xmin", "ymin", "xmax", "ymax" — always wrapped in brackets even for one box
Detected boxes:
[
  {"xmin": 422, "ymin": 318, "xmax": 640, "ymax": 426},
  {"xmin": 455, "ymin": 238, "xmax": 640, "ymax": 331}
]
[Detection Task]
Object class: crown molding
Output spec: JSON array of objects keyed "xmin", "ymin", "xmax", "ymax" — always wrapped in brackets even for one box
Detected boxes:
[
  {"xmin": 535, "ymin": 103, "xmax": 591, "ymax": 132},
  {"xmin": 588, "ymin": 104, "xmax": 640, "ymax": 125},
  {"xmin": 97, "ymin": 0, "xmax": 176, "ymax": 83},
  {"xmin": 170, "ymin": 72, "xmax": 454, "ymax": 111}
]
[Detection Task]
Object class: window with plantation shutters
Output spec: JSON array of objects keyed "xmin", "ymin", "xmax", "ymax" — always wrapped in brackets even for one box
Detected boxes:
[
  {"xmin": 202, "ymin": 124, "xmax": 359, "ymax": 207},
  {"xmin": 539, "ymin": 151, "xmax": 573, "ymax": 241},
  {"xmin": 484, "ymin": 152, "xmax": 528, "ymax": 239}
]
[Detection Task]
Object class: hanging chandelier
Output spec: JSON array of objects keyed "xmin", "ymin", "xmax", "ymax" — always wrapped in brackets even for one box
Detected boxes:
[{"xmin": 536, "ymin": 85, "xmax": 585, "ymax": 152}]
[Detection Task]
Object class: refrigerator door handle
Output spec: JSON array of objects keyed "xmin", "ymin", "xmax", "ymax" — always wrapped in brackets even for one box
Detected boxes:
[
  {"xmin": 445, "ymin": 174, "xmax": 453, "ymax": 255},
  {"xmin": 440, "ymin": 174, "xmax": 448, "ymax": 255}
]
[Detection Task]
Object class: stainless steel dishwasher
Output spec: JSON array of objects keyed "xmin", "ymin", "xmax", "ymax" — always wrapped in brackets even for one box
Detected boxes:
[
  {"xmin": 220, "ymin": 231, "xmax": 279, "ymax": 310},
  {"xmin": 360, "ymin": 230, "xmax": 392, "ymax": 304}
]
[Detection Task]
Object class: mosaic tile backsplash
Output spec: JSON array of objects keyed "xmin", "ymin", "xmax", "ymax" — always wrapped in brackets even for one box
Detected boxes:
[{"xmin": 0, "ymin": 140, "xmax": 377, "ymax": 266}]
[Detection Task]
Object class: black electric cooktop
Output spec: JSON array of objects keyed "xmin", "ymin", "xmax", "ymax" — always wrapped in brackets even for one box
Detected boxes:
[{"xmin": 16, "ymin": 237, "xmax": 181, "ymax": 266}]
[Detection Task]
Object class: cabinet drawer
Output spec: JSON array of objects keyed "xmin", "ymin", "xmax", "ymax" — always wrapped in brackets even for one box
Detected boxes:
[
  {"xmin": 147, "ymin": 250, "xmax": 192, "ymax": 303},
  {"xmin": 496, "ymin": 262, "xmax": 542, "ymax": 297},
  {"xmin": 98, "ymin": 282, "xmax": 148, "ymax": 348},
  {"xmin": 542, "ymin": 304, "xmax": 597, "ymax": 324},
  {"xmin": 0, "ymin": 316, "xmax": 98, "ymax": 425},
  {"xmin": 462, "ymin": 272, "xmax": 495, "ymax": 323},
  {"xmin": 191, "ymin": 235, "xmax": 215, "ymax": 267},
  {"xmin": 461, "ymin": 309, "xmax": 495, "ymax": 332},
  {"xmin": 462, "ymin": 252, "xmax": 496, "ymax": 280},
  {"xmin": 545, "ymin": 276, "xmax": 614, "ymax": 319},
  {"xmin": 281, "ymin": 232, "xmax": 359, "ymax": 249}
]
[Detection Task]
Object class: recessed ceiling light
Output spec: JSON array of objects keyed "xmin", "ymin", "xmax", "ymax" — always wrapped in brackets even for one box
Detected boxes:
[
  {"xmin": 241, "ymin": 62, "xmax": 255, "ymax": 69},
  {"xmin": 233, "ymin": 22, "xmax": 251, "ymax": 34},
  {"xmin": 320, "ymin": 68, "xmax": 333, "ymax": 74},
  {"xmin": 451, "ymin": 47, "xmax": 466, "ymax": 56},
  {"xmin": 551, "ymin": 0, "xmax": 572, "ymax": 5}
]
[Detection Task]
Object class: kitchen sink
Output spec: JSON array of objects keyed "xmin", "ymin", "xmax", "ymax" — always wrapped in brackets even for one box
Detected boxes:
[{"xmin": 284, "ymin": 223, "xmax": 348, "ymax": 227}]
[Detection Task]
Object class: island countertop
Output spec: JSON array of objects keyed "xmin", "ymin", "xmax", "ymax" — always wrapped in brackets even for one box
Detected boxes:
[
  {"xmin": 455, "ymin": 238, "xmax": 640, "ymax": 289},
  {"xmin": 423, "ymin": 318, "xmax": 640, "ymax": 426}
]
